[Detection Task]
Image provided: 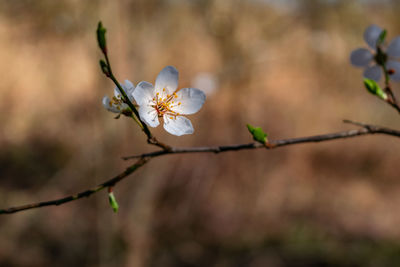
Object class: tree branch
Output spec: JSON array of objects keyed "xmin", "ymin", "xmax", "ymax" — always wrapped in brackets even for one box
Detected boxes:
[
  {"xmin": 122, "ymin": 121, "xmax": 400, "ymax": 160},
  {"xmin": 1, "ymin": 121, "xmax": 399, "ymax": 215},
  {"xmin": 0, "ymin": 157, "xmax": 149, "ymax": 214}
]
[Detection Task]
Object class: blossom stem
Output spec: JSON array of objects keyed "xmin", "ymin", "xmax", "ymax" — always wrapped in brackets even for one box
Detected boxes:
[
  {"xmin": 129, "ymin": 113, "xmax": 144, "ymax": 130},
  {"xmin": 102, "ymin": 52, "xmax": 170, "ymax": 150},
  {"xmin": 104, "ymin": 53, "xmax": 149, "ymax": 131},
  {"xmin": 380, "ymin": 64, "xmax": 400, "ymax": 113}
]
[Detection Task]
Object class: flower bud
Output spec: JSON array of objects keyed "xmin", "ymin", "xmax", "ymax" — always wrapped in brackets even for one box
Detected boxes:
[
  {"xmin": 364, "ymin": 78, "xmax": 388, "ymax": 100},
  {"xmin": 96, "ymin": 21, "xmax": 107, "ymax": 53},
  {"xmin": 99, "ymin": 59, "xmax": 110, "ymax": 76}
]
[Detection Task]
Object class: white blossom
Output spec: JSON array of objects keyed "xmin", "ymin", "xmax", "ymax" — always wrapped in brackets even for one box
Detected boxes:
[
  {"xmin": 102, "ymin": 80, "xmax": 135, "ymax": 113},
  {"xmin": 350, "ymin": 24, "xmax": 400, "ymax": 81},
  {"xmin": 132, "ymin": 66, "xmax": 206, "ymax": 136}
]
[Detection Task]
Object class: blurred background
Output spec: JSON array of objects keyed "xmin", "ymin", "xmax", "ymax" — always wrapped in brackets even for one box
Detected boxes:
[{"xmin": 1, "ymin": 0, "xmax": 400, "ymax": 266}]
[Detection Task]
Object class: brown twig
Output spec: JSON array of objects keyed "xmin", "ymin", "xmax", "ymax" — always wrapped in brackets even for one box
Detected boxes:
[
  {"xmin": 380, "ymin": 64, "xmax": 400, "ymax": 114},
  {"xmin": 386, "ymin": 98, "xmax": 400, "ymax": 114},
  {"xmin": 1, "ymin": 121, "xmax": 399, "ymax": 215},
  {"xmin": 123, "ymin": 121, "xmax": 400, "ymax": 160},
  {"xmin": 0, "ymin": 157, "xmax": 149, "ymax": 214}
]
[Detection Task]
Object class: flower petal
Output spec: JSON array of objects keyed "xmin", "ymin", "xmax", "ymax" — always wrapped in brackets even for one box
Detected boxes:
[
  {"xmin": 350, "ymin": 48, "xmax": 373, "ymax": 67},
  {"xmin": 155, "ymin": 66, "xmax": 179, "ymax": 96},
  {"xmin": 139, "ymin": 104, "xmax": 159, "ymax": 127},
  {"xmin": 114, "ymin": 80, "xmax": 134, "ymax": 99},
  {"xmin": 364, "ymin": 24, "xmax": 383, "ymax": 49},
  {"xmin": 114, "ymin": 87, "xmax": 122, "ymax": 99},
  {"xmin": 124, "ymin": 80, "xmax": 135, "ymax": 100},
  {"xmin": 387, "ymin": 37, "xmax": 400, "ymax": 58},
  {"xmin": 363, "ymin": 65, "xmax": 382, "ymax": 81},
  {"xmin": 386, "ymin": 60, "xmax": 400, "ymax": 81},
  {"xmin": 170, "ymin": 88, "xmax": 206, "ymax": 115},
  {"xmin": 163, "ymin": 115, "xmax": 194, "ymax": 136},
  {"xmin": 133, "ymin": 81, "xmax": 155, "ymax": 106},
  {"xmin": 102, "ymin": 95, "xmax": 120, "ymax": 113}
]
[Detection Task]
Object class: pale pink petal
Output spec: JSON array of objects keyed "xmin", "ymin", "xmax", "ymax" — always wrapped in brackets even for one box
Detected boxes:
[
  {"xmin": 114, "ymin": 80, "xmax": 135, "ymax": 100},
  {"xmin": 387, "ymin": 37, "xmax": 400, "ymax": 58},
  {"xmin": 387, "ymin": 60, "xmax": 400, "ymax": 81},
  {"xmin": 133, "ymin": 81, "xmax": 155, "ymax": 106},
  {"xmin": 138, "ymin": 104, "xmax": 159, "ymax": 127},
  {"xmin": 364, "ymin": 24, "xmax": 383, "ymax": 48},
  {"xmin": 163, "ymin": 115, "xmax": 194, "ymax": 136},
  {"xmin": 363, "ymin": 65, "xmax": 382, "ymax": 81},
  {"xmin": 170, "ymin": 88, "xmax": 206, "ymax": 115},
  {"xmin": 350, "ymin": 48, "xmax": 373, "ymax": 67},
  {"xmin": 155, "ymin": 66, "xmax": 179, "ymax": 97}
]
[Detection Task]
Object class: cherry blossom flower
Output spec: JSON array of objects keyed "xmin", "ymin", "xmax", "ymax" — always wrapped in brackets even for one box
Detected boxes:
[
  {"xmin": 132, "ymin": 66, "xmax": 206, "ymax": 136},
  {"xmin": 102, "ymin": 80, "xmax": 135, "ymax": 113},
  {"xmin": 350, "ymin": 24, "xmax": 400, "ymax": 81}
]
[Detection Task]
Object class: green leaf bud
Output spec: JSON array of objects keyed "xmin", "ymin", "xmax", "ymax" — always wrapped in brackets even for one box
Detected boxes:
[
  {"xmin": 97, "ymin": 21, "xmax": 107, "ymax": 53},
  {"xmin": 108, "ymin": 192, "xmax": 119, "ymax": 213},
  {"xmin": 363, "ymin": 78, "xmax": 388, "ymax": 100},
  {"xmin": 247, "ymin": 124, "xmax": 268, "ymax": 144}
]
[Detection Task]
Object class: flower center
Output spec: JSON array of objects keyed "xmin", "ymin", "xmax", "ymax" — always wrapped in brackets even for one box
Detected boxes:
[
  {"xmin": 108, "ymin": 95, "xmax": 125, "ymax": 111},
  {"xmin": 152, "ymin": 89, "xmax": 181, "ymax": 118}
]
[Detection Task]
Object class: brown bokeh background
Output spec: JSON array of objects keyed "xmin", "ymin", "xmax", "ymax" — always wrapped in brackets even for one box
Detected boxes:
[{"xmin": 1, "ymin": 0, "xmax": 400, "ymax": 266}]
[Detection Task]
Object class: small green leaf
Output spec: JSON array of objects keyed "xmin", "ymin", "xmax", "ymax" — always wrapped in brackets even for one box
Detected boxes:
[
  {"xmin": 377, "ymin": 29, "xmax": 387, "ymax": 46},
  {"xmin": 247, "ymin": 124, "xmax": 268, "ymax": 144},
  {"xmin": 363, "ymin": 78, "xmax": 388, "ymax": 100},
  {"xmin": 97, "ymin": 21, "xmax": 107, "ymax": 52},
  {"xmin": 108, "ymin": 192, "xmax": 119, "ymax": 213},
  {"xmin": 99, "ymin": 59, "xmax": 110, "ymax": 76}
]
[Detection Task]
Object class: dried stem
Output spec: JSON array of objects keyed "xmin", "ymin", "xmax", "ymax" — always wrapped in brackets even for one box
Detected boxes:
[
  {"xmin": 0, "ymin": 158, "xmax": 149, "ymax": 214},
  {"xmin": 1, "ymin": 121, "xmax": 399, "ymax": 215}
]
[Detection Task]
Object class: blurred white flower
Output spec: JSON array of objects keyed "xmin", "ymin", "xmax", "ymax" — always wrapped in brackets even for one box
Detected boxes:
[
  {"xmin": 132, "ymin": 66, "xmax": 206, "ymax": 136},
  {"xmin": 191, "ymin": 72, "xmax": 218, "ymax": 96},
  {"xmin": 350, "ymin": 24, "xmax": 400, "ymax": 81},
  {"xmin": 102, "ymin": 80, "xmax": 135, "ymax": 113}
]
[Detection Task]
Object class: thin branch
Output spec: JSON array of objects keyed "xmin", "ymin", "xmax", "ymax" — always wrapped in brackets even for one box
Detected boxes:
[
  {"xmin": 386, "ymin": 99, "xmax": 400, "ymax": 114},
  {"xmin": 0, "ymin": 158, "xmax": 149, "ymax": 214},
  {"xmin": 103, "ymin": 54, "xmax": 170, "ymax": 150},
  {"xmin": 123, "ymin": 121, "xmax": 400, "ymax": 160},
  {"xmin": 380, "ymin": 64, "xmax": 400, "ymax": 114},
  {"xmin": 1, "ymin": 121, "xmax": 399, "ymax": 215}
]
